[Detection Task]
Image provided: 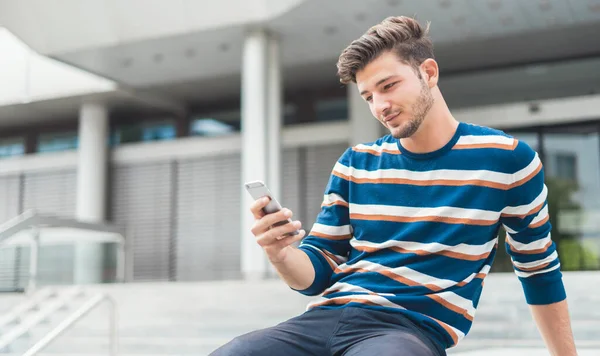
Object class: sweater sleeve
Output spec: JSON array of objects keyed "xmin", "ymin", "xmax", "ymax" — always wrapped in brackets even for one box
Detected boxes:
[
  {"xmin": 500, "ymin": 139, "xmax": 567, "ymax": 305},
  {"xmin": 293, "ymin": 148, "xmax": 353, "ymax": 296}
]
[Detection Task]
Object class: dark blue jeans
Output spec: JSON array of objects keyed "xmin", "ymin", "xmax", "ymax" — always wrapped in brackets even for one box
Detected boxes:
[{"xmin": 210, "ymin": 306, "xmax": 446, "ymax": 356}]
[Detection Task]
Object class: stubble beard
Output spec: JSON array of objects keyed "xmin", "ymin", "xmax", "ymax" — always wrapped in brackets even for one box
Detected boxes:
[{"xmin": 391, "ymin": 79, "xmax": 434, "ymax": 139}]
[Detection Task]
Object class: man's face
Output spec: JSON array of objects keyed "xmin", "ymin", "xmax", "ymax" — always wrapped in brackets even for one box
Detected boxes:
[{"xmin": 356, "ymin": 51, "xmax": 434, "ymax": 139}]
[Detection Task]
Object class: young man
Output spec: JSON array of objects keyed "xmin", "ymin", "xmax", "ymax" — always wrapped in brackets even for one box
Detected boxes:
[{"xmin": 211, "ymin": 16, "xmax": 578, "ymax": 356}]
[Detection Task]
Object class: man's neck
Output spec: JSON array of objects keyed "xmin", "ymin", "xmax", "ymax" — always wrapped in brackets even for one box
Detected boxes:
[{"xmin": 400, "ymin": 100, "xmax": 459, "ymax": 154}]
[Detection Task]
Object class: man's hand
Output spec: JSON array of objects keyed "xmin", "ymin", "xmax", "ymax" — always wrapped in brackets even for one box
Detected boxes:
[
  {"xmin": 250, "ymin": 197, "xmax": 306, "ymax": 263},
  {"xmin": 248, "ymin": 197, "xmax": 315, "ymax": 290}
]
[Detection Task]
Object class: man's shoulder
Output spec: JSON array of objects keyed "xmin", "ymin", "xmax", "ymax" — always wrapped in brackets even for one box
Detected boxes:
[
  {"xmin": 349, "ymin": 135, "xmax": 400, "ymax": 157},
  {"xmin": 460, "ymin": 122, "xmax": 513, "ymax": 139},
  {"xmin": 457, "ymin": 122, "xmax": 537, "ymax": 172}
]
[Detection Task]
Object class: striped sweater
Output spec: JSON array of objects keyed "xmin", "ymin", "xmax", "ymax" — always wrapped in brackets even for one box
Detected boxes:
[{"xmin": 295, "ymin": 121, "xmax": 566, "ymax": 349}]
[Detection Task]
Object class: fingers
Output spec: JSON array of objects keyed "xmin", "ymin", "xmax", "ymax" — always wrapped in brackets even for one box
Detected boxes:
[
  {"xmin": 273, "ymin": 229, "xmax": 306, "ymax": 249},
  {"xmin": 250, "ymin": 197, "xmax": 270, "ymax": 219},
  {"xmin": 255, "ymin": 221, "xmax": 303, "ymax": 247},
  {"xmin": 250, "ymin": 208, "xmax": 294, "ymax": 236}
]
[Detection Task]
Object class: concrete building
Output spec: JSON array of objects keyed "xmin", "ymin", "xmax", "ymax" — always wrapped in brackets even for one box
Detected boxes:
[{"xmin": 1, "ymin": 0, "xmax": 600, "ymax": 290}]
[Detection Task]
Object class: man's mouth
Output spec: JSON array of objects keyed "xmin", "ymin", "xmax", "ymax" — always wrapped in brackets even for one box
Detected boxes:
[{"xmin": 384, "ymin": 112, "xmax": 401, "ymax": 122}]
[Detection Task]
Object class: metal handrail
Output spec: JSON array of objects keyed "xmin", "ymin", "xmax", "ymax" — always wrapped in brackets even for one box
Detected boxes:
[
  {"xmin": 0, "ymin": 288, "xmax": 55, "ymax": 329},
  {"xmin": 0, "ymin": 287, "xmax": 82, "ymax": 350},
  {"xmin": 22, "ymin": 293, "xmax": 118, "ymax": 356}
]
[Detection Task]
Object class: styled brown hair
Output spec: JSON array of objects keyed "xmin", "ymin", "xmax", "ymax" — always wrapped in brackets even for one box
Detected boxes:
[{"xmin": 336, "ymin": 16, "xmax": 434, "ymax": 84}]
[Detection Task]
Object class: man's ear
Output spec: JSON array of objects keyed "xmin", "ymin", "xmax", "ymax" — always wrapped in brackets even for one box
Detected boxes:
[{"xmin": 420, "ymin": 59, "xmax": 439, "ymax": 88}]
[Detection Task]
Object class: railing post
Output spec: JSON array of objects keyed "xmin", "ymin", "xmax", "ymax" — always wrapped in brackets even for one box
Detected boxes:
[
  {"xmin": 108, "ymin": 297, "xmax": 118, "ymax": 356},
  {"xmin": 27, "ymin": 226, "xmax": 40, "ymax": 293}
]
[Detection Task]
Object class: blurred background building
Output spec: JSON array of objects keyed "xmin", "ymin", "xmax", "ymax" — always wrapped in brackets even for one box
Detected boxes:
[{"xmin": 0, "ymin": 0, "xmax": 599, "ymax": 355}]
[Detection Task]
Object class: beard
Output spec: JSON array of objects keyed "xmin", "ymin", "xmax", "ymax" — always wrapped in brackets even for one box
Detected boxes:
[{"xmin": 390, "ymin": 79, "xmax": 434, "ymax": 139}]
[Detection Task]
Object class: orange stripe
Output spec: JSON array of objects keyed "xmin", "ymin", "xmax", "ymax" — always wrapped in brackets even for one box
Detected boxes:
[
  {"xmin": 529, "ymin": 214, "xmax": 549, "ymax": 229},
  {"xmin": 322, "ymin": 249, "xmax": 343, "ymax": 265},
  {"xmin": 321, "ymin": 201, "xmax": 349, "ymax": 208},
  {"xmin": 453, "ymin": 143, "xmax": 515, "ymax": 150},
  {"xmin": 335, "ymin": 267, "xmax": 443, "ymax": 292},
  {"xmin": 427, "ymin": 294, "xmax": 473, "ymax": 322},
  {"xmin": 309, "ymin": 297, "xmax": 382, "ymax": 309},
  {"xmin": 427, "ymin": 316, "xmax": 459, "ymax": 346},
  {"xmin": 334, "ymin": 267, "xmax": 474, "ymax": 321},
  {"xmin": 508, "ymin": 162, "xmax": 542, "ymax": 189},
  {"xmin": 501, "ymin": 201, "xmax": 545, "ymax": 219},
  {"xmin": 333, "ymin": 171, "xmax": 351, "ymax": 182},
  {"xmin": 311, "ymin": 231, "xmax": 352, "ymax": 240},
  {"xmin": 507, "ymin": 240, "xmax": 552, "ymax": 255},
  {"xmin": 456, "ymin": 273, "xmax": 486, "ymax": 287},
  {"xmin": 334, "ymin": 170, "xmax": 539, "ymax": 191},
  {"xmin": 350, "ymin": 213, "xmax": 497, "ymax": 226},
  {"xmin": 316, "ymin": 250, "xmax": 337, "ymax": 270},
  {"xmin": 352, "ymin": 147, "xmax": 401, "ymax": 156},
  {"xmin": 322, "ymin": 288, "xmax": 379, "ymax": 297},
  {"xmin": 516, "ymin": 262, "xmax": 551, "ymax": 272},
  {"xmin": 353, "ymin": 245, "xmax": 491, "ymax": 262},
  {"xmin": 512, "ymin": 139, "xmax": 519, "ymax": 150}
]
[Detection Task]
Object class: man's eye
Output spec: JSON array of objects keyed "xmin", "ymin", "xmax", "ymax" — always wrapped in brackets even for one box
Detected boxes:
[
  {"xmin": 366, "ymin": 96, "xmax": 372, "ymax": 102},
  {"xmin": 384, "ymin": 82, "xmax": 396, "ymax": 90}
]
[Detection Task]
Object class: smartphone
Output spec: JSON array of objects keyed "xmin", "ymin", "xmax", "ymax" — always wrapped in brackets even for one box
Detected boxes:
[{"xmin": 244, "ymin": 180, "xmax": 299, "ymax": 236}]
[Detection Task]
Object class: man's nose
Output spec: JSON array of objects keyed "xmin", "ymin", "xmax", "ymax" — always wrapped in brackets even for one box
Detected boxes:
[{"xmin": 374, "ymin": 96, "xmax": 391, "ymax": 119}]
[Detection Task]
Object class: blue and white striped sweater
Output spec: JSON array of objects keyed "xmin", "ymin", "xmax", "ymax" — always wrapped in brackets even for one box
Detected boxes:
[{"xmin": 295, "ymin": 121, "xmax": 565, "ymax": 349}]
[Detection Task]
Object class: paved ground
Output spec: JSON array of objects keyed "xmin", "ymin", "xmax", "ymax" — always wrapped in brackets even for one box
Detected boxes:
[
  {"xmin": 453, "ymin": 348, "xmax": 599, "ymax": 355},
  {"xmin": 1, "ymin": 272, "xmax": 599, "ymax": 355}
]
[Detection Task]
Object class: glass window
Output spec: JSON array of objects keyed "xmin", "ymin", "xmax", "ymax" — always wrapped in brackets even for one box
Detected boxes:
[
  {"xmin": 283, "ymin": 104, "xmax": 298, "ymax": 125},
  {"xmin": 543, "ymin": 127, "xmax": 600, "ymax": 271},
  {"xmin": 112, "ymin": 120, "xmax": 176, "ymax": 145},
  {"xmin": 37, "ymin": 131, "xmax": 78, "ymax": 153},
  {"xmin": 0, "ymin": 136, "xmax": 25, "ymax": 158},
  {"xmin": 315, "ymin": 98, "xmax": 348, "ymax": 122},
  {"xmin": 493, "ymin": 126, "xmax": 600, "ymax": 272},
  {"xmin": 190, "ymin": 118, "xmax": 237, "ymax": 137},
  {"xmin": 190, "ymin": 110, "xmax": 240, "ymax": 136},
  {"xmin": 554, "ymin": 153, "xmax": 577, "ymax": 181}
]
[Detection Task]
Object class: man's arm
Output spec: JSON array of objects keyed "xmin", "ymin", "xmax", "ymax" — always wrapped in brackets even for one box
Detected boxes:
[
  {"xmin": 530, "ymin": 300, "xmax": 577, "ymax": 356},
  {"xmin": 293, "ymin": 147, "xmax": 354, "ymax": 295},
  {"xmin": 248, "ymin": 202, "xmax": 316, "ymax": 290},
  {"xmin": 501, "ymin": 139, "xmax": 576, "ymax": 355},
  {"xmin": 249, "ymin": 148, "xmax": 354, "ymax": 296}
]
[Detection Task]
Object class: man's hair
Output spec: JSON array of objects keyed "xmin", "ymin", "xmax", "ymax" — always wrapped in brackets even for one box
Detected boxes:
[{"xmin": 336, "ymin": 16, "xmax": 434, "ymax": 84}]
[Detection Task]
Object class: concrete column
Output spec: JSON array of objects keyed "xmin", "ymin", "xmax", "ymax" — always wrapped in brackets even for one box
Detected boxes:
[
  {"xmin": 74, "ymin": 101, "xmax": 108, "ymax": 284},
  {"xmin": 241, "ymin": 29, "xmax": 270, "ymax": 279},
  {"xmin": 240, "ymin": 29, "xmax": 284, "ymax": 279},
  {"xmin": 267, "ymin": 34, "xmax": 282, "ymax": 218},
  {"xmin": 348, "ymin": 83, "xmax": 382, "ymax": 145},
  {"xmin": 265, "ymin": 34, "xmax": 282, "ymax": 278}
]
